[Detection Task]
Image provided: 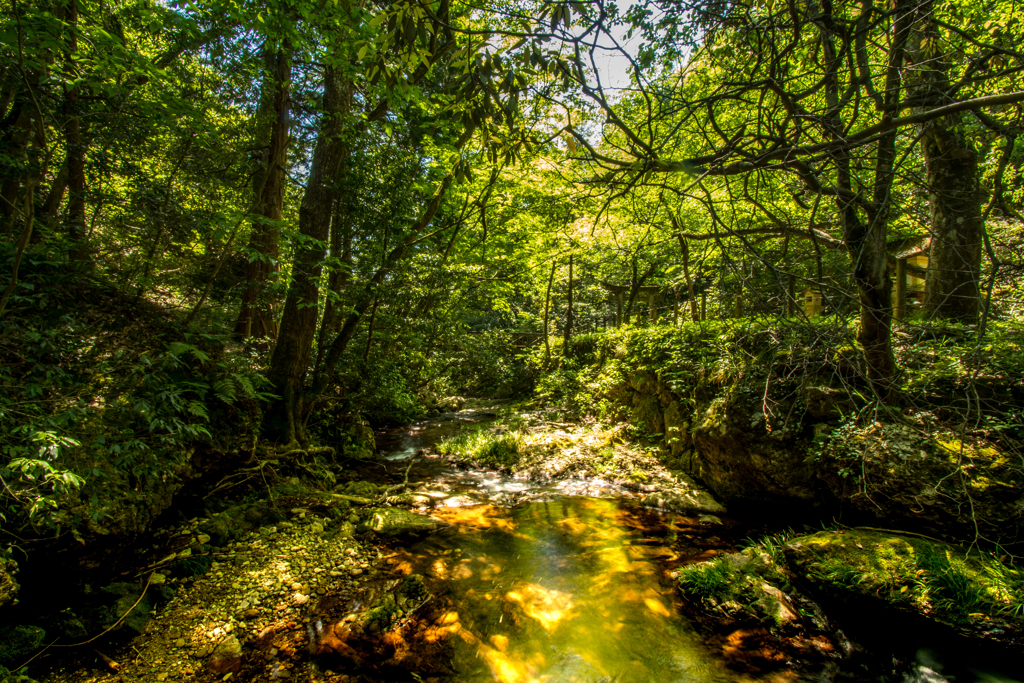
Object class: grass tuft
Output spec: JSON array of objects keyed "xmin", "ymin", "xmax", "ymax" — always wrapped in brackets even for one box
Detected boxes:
[
  {"xmin": 677, "ymin": 557, "xmax": 736, "ymax": 601},
  {"xmin": 437, "ymin": 426, "xmax": 526, "ymax": 469}
]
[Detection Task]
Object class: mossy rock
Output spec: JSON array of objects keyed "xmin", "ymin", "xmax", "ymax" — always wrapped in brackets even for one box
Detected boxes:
[
  {"xmin": 0, "ymin": 626, "xmax": 45, "ymax": 667},
  {"xmin": 627, "ymin": 371, "xmax": 659, "ymax": 394},
  {"xmin": 358, "ymin": 508, "xmax": 444, "ymax": 536},
  {"xmin": 100, "ymin": 582, "xmax": 154, "ymax": 634},
  {"xmin": 662, "ymin": 401, "xmax": 691, "ymax": 459},
  {"xmin": 344, "ymin": 481, "xmax": 378, "ymax": 498},
  {"xmin": 785, "ymin": 530, "xmax": 1023, "ymax": 643},
  {"xmin": 644, "ymin": 482, "xmax": 726, "ymax": 516},
  {"xmin": 817, "ymin": 423, "xmax": 1024, "ymax": 542},
  {"xmin": 630, "ymin": 394, "xmax": 664, "ymax": 436}
]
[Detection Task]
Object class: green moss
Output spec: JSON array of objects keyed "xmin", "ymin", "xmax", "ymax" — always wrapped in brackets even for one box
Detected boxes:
[
  {"xmin": 343, "ymin": 481, "xmax": 378, "ymax": 497},
  {"xmin": 786, "ymin": 530, "xmax": 1024, "ymax": 629},
  {"xmin": 0, "ymin": 625, "xmax": 46, "ymax": 667},
  {"xmin": 630, "ymin": 395, "xmax": 663, "ymax": 436},
  {"xmin": 364, "ymin": 594, "xmax": 400, "ymax": 633}
]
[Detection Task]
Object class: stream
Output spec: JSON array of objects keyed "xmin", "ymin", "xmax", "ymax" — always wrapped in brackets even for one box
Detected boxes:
[{"xmin": 369, "ymin": 407, "xmax": 1023, "ymax": 683}]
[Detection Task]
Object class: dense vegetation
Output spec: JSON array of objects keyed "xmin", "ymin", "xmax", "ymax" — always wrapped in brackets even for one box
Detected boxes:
[{"xmin": 1, "ymin": 0, "xmax": 1023, "ymax": 620}]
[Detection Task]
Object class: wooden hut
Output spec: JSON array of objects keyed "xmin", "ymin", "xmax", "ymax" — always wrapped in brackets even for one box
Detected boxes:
[{"xmin": 802, "ymin": 287, "xmax": 826, "ymax": 316}]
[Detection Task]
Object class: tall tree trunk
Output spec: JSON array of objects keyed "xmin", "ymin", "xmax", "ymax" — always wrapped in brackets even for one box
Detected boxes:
[
  {"xmin": 235, "ymin": 47, "xmax": 292, "ymax": 339},
  {"xmin": 363, "ymin": 296, "xmax": 380, "ymax": 362},
  {"xmin": 543, "ymin": 260, "xmax": 555, "ymax": 364},
  {"xmin": 562, "ymin": 254, "xmax": 573, "ymax": 353},
  {"xmin": 818, "ymin": 0, "xmax": 912, "ymax": 397},
  {"xmin": 63, "ymin": 0, "xmax": 88, "ymax": 265},
  {"xmin": 310, "ymin": 155, "xmax": 467, "ymax": 402},
  {"xmin": 0, "ymin": 186, "xmax": 34, "ymax": 319},
  {"xmin": 265, "ymin": 65, "xmax": 350, "ymax": 445},
  {"xmin": 910, "ymin": 3, "xmax": 982, "ymax": 323},
  {"xmin": 314, "ymin": 199, "xmax": 353, "ymax": 376},
  {"xmin": 676, "ymin": 233, "xmax": 698, "ymax": 321},
  {"xmin": 35, "ymin": 159, "xmax": 68, "ymax": 244}
]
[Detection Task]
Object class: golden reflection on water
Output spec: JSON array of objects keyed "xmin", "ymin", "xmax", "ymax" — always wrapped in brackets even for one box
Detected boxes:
[{"xmin": 400, "ymin": 497, "xmax": 768, "ymax": 683}]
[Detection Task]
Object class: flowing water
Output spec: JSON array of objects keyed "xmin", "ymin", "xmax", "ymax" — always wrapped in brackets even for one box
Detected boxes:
[
  {"xmin": 372, "ymin": 407, "xmax": 1022, "ymax": 683},
  {"xmin": 393, "ymin": 497, "xmax": 754, "ymax": 683}
]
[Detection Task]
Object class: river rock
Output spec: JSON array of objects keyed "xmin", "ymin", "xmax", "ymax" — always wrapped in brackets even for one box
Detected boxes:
[
  {"xmin": 644, "ymin": 483, "xmax": 726, "ymax": 516},
  {"xmin": 343, "ymin": 481, "xmax": 378, "ymax": 498},
  {"xmin": 437, "ymin": 396, "xmax": 466, "ymax": 412},
  {"xmin": 358, "ymin": 508, "xmax": 445, "ymax": 536},
  {"xmin": 207, "ymin": 634, "xmax": 243, "ymax": 674},
  {"xmin": 390, "ymin": 492, "xmax": 434, "ymax": 507},
  {"xmin": 316, "ymin": 576, "xmax": 433, "ymax": 661}
]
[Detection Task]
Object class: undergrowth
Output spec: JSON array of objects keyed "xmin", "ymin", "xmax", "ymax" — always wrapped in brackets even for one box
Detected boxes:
[
  {"xmin": 0, "ymin": 265, "xmax": 270, "ymax": 544},
  {"xmin": 436, "ymin": 426, "xmax": 526, "ymax": 469}
]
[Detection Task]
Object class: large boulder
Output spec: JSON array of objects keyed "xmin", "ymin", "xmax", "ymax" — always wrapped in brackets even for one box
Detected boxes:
[
  {"xmin": 437, "ymin": 396, "xmax": 466, "ymax": 412},
  {"xmin": 690, "ymin": 389, "xmax": 817, "ymax": 506},
  {"xmin": 358, "ymin": 508, "xmax": 445, "ymax": 536},
  {"xmin": 630, "ymin": 394, "xmax": 664, "ymax": 436},
  {"xmin": 784, "ymin": 529, "xmax": 1023, "ymax": 646},
  {"xmin": 643, "ymin": 476, "xmax": 727, "ymax": 516}
]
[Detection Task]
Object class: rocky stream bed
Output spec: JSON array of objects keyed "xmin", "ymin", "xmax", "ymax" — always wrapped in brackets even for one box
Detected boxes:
[{"xmin": 3, "ymin": 404, "xmax": 1022, "ymax": 683}]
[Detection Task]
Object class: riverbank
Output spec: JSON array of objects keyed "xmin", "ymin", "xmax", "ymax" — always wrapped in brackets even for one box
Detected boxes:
[
  {"xmin": 4, "ymin": 403, "xmax": 1023, "ymax": 683},
  {"xmin": 12, "ymin": 406, "xmax": 747, "ymax": 683}
]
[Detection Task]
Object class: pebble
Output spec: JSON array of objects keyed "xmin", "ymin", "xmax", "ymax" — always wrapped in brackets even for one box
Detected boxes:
[
  {"xmin": 291, "ymin": 582, "xmax": 302, "ymax": 591},
  {"xmin": 175, "ymin": 638, "xmax": 185, "ymax": 648},
  {"xmin": 244, "ymin": 609, "xmax": 259, "ymax": 619},
  {"xmin": 351, "ymin": 568, "xmax": 363, "ymax": 576}
]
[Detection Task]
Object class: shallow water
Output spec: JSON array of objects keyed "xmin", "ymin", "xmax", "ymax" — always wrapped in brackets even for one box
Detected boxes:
[
  {"xmin": 377, "ymin": 409, "xmax": 1023, "ymax": 683},
  {"xmin": 395, "ymin": 497, "xmax": 757, "ymax": 683}
]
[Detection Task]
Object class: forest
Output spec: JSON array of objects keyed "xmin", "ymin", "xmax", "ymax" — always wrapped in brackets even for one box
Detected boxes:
[{"xmin": 2, "ymin": 0, "xmax": 1024, "ymax": 681}]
